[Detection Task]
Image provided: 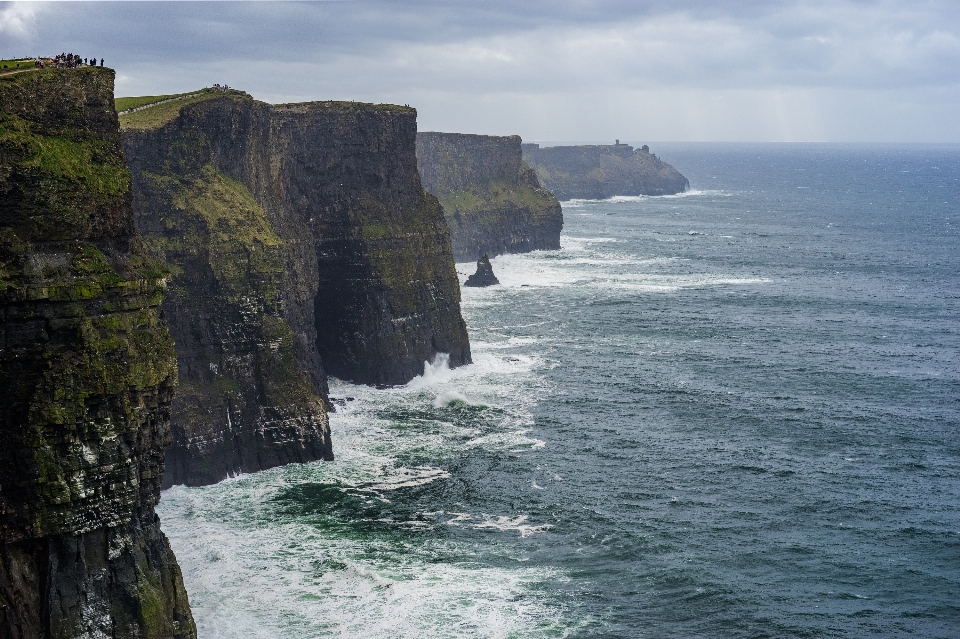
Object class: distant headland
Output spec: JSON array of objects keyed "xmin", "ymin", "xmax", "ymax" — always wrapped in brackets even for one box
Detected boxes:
[{"xmin": 522, "ymin": 141, "xmax": 689, "ymax": 200}]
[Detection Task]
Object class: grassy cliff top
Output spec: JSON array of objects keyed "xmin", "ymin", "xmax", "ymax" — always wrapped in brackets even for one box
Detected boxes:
[
  {"xmin": 118, "ymin": 89, "xmax": 246, "ymax": 130},
  {"xmin": 0, "ymin": 65, "xmax": 105, "ymax": 88},
  {"xmin": 273, "ymin": 100, "xmax": 415, "ymax": 115},
  {"xmin": 115, "ymin": 93, "xmax": 187, "ymax": 112},
  {"xmin": 116, "ymin": 91, "xmax": 413, "ymax": 130},
  {"xmin": 0, "ymin": 59, "xmax": 42, "ymax": 74}
]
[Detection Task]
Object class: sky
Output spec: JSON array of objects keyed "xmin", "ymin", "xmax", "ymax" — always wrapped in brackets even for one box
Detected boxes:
[{"xmin": 2, "ymin": 1, "xmax": 958, "ymax": 143}]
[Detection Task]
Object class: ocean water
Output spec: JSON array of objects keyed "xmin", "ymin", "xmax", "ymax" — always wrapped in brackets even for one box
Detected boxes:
[{"xmin": 156, "ymin": 144, "xmax": 960, "ymax": 638}]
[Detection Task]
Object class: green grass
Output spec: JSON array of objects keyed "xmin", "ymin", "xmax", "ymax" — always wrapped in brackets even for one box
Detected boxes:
[
  {"xmin": 34, "ymin": 136, "xmax": 126, "ymax": 194},
  {"xmin": 0, "ymin": 59, "xmax": 41, "ymax": 73},
  {"xmin": 273, "ymin": 100, "xmax": 416, "ymax": 115},
  {"xmin": 22, "ymin": 133, "xmax": 130, "ymax": 197},
  {"xmin": 114, "ymin": 94, "xmax": 186, "ymax": 112},
  {"xmin": 118, "ymin": 91, "xmax": 222, "ymax": 130}
]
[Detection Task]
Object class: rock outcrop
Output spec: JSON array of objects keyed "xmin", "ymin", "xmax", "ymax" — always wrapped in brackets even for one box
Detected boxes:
[
  {"xmin": 416, "ymin": 133, "xmax": 562, "ymax": 262},
  {"xmin": 464, "ymin": 254, "xmax": 499, "ymax": 287},
  {"xmin": 1, "ymin": 68, "xmax": 194, "ymax": 638},
  {"xmin": 521, "ymin": 142, "xmax": 689, "ymax": 200},
  {"xmin": 120, "ymin": 91, "xmax": 470, "ymax": 485}
]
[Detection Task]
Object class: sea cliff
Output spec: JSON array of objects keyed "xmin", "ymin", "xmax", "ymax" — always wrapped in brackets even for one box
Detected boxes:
[
  {"xmin": 271, "ymin": 104, "xmax": 471, "ymax": 385},
  {"xmin": 120, "ymin": 92, "xmax": 333, "ymax": 488},
  {"xmin": 121, "ymin": 91, "xmax": 470, "ymax": 484},
  {"xmin": 0, "ymin": 68, "xmax": 194, "ymax": 638},
  {"xmin": 416, "ymin": 133, "xmax": 562, "ymax": 262},
  {"xmin": 522, "ymin": 142, "xmax": 689, "ymax": 200}
]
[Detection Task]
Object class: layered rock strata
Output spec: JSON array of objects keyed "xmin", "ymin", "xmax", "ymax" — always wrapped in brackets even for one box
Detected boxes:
[
  {"xmin": 0, "ymin": 68, "xmax": 194, "ymax": 638},
  {"xmin": 121, "ymin": 92, "xmax": 469, "ymax": 484},
  {"xmin": 416, "ymin": 133, "xmax": 562, "ymax": 262},
  {"xmin": 121, "ymin": 97, "xmax": 334, "ymax": 487},
  {"xmin": 521, "ymin": 142, "xmax": 689, "ymax": 200},
  {"xmin": 270, "ymin": 104, "xmax": 471, "ymax": 385}
]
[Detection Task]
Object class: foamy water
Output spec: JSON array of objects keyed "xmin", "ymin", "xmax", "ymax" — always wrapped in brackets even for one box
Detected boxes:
[
  {"xmin": 158, "ymin": 337, "xmax": 568, "ymax": 638},
  {"xmin": 159, "ymin": 144, "xmax": 960, "ymax": 638}
]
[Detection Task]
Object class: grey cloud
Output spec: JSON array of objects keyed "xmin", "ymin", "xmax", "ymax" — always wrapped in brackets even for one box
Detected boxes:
[
  {"xmin": 6, "ymin": 1, "xmax": 957, "ymax": 89},
  {"xmin": 2, "ymin": 1, "xmax": 958, "ymax": 141}
]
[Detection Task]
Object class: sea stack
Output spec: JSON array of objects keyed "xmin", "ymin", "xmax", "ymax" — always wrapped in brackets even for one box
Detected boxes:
[
  {"xmin": 464, "ymin": 254, "xmax": 500, "ymax": 287},
  {"xmin": 416, "ymin": 132, "xmax": 562, "ymax": 262},
  {"xmin": 0, "ymin": 67, "xmax": 195, "ymax": 637},
  {"xmin": 522, "ymin": 142, "xmax": 689, "ymax": 200}
]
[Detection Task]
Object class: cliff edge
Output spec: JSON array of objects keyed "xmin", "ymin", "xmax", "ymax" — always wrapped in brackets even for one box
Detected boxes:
[
  {"xmin": 417, "ymin": 133, "xmax": 562, "ymax": 262},
  {"xmin": 0, "ymin": 68, "xmax": 194, "ymax": 638},
  {"xmin": 522, "ymin": 142, "xmax": 689, "ymax": 200}
]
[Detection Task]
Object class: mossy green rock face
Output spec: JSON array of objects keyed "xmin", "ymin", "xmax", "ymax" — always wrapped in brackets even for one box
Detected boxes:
[
  {"xmin": 121, "ymin": 95, "xmax": 333, "ymax": 487},
  {"xmin": 123, "ymin": 94, "xmax": 470, "ymax": 394},
  {"xmin": 521, "ymin": 142, "xmax": 689, "ymax": 200},
  {"xmin": 0, "ymin": 69, "xmax": 194, "ymax": 638},
  {"xmin": 416, "ymin": 133, "xmax": 563, "ymax": 262}
]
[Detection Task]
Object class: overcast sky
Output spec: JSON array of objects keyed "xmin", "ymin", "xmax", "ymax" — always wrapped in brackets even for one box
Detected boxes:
[{"xmin": 2, "ymin": 1, "xmax": 958, "ymax": 142}]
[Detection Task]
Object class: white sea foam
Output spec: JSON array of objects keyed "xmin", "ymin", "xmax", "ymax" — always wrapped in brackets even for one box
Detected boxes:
[
  {"xmin": 455, "ymin": 244, "xmax": 768, "ymax": 296},
  {"xmin": 464, "ymin": 428, "xmax": 545, "ymax": 451},
  {"xmin": 406, "ymin": 353, "xmax": 454, "ymax": 388},
  {"xmin": 370, "ymin": 466, "xmax": 451, "ymax": 491},
  {"xmin": 159, "ymin": 486, "xmax": 564, "ymax": 639},
  {"xmin": 560, "ymin": 189, "xmax": 730, "ymax": 207},
  {"xmin": 433, "ymin": 390, "xmax": 476, "ymax": 408},
  {"xmin": 447, "ymin": 513, "xmax": 553, "ymax": 538}
]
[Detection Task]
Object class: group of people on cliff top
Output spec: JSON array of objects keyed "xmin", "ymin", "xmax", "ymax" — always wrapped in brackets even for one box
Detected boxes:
[
  {"xmin": 211, "ymin": 83, "xmax": 231, "ymax": 92},
  {"xmin": 35, "ymin": 53, "xmax": 103, "ymax": 69}
]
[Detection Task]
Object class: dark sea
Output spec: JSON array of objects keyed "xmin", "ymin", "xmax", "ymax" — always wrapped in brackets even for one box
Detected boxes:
[{"xmin": 156, "ymin": 144, "xmax": 960, "ymax": 638}]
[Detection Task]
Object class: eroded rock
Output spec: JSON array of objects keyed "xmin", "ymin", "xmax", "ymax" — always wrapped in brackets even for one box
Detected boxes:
[{"xmin": 464, "ymin": 254, "xmax": 500, "ymax": 287}]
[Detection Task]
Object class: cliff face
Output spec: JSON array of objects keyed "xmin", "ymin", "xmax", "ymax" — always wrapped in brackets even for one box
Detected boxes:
[
  {"xmin": 521, "ymin": 142, "xmax": 689, "ymax": 200},
  {"xmin": 0, "ymin": 69, "xmax": 194, "ymax": 638},
  {"xmin": 121, "ymin": 92, "xmax": 469, "ymax": 485},
  {"xmin": 121, "ymin": 94, "xmax": 333, "ymax": 488},
  {"xmin": 416, "ymin": 133, "xmax": 562, "ymax": 262},
  {"xmin": 271, "ymin": 104, "xmax": 471, "ymax": 385}
]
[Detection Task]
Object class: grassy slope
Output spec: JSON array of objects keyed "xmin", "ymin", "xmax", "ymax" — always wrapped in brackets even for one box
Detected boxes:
[
  {"xmin": 114, "ymin": 94, "xmax": 185, "ymax": 112},
  {"xmin": 118, "ymin": 91, "xmax": 223, "ymax": 130},
  {"xmin": 0, "ymin": 59, "xmax": 42, "ymax": 72}
]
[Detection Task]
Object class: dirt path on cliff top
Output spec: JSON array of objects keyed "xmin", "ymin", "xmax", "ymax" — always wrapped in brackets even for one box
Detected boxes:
[{"xmin": 0, "ymin": 67, "xmax": 40, "ymax": 77}]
